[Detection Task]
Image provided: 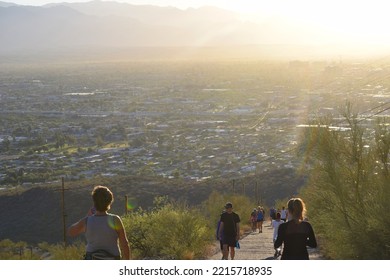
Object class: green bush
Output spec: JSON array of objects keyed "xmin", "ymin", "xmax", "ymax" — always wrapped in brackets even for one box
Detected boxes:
[
  {"xmin": 38, "ymin": 241, "xmax": 86, "ymax": 260},
  {"xmin": 122, "ymin": 198, "xmax": 213, "ymax": 259},
  {"xmin": 0, "ymin": 239, "xmax": 40, "ymax": 260}
]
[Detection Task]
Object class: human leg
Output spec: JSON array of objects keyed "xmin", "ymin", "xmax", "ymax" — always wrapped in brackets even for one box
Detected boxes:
[
  {"xmin": 220, "ymin": 240, "xmax": 224, "ymax": 259},
  {"xmin": 223, "ymin": 235, "xmax": 236, "ymax": 260},
  {"xmin": 229, "ymin": 246, "xmax": 235, "ymax": 260},
  {"xmin": 222, "ymin": 244, "xmax": 229, "ymax": 260},
  {"xmin": 259, "ymin": 220, "xmax": 263, "ymax": 233}
]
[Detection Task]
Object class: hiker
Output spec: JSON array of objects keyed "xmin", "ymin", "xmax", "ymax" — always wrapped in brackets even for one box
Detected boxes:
[
  {"xmin": 274, "ymin": 198, "xmax": 317, "ymax": 260},
  {"xmin": 271, "ymin": 212, "xmax": 284, "ymax": 258},
  {"xmin": 67, "ymin": 185, "xmax": 131, "ymax": 260},
  {"xmin": 269, "ymin": 207, "xmax": 276, "ymax": 225},
  {"xmin": 218, "ymin": 202, "xmax": 240, "ymax": 260},
  {"xmin": 256, "ymin": 206, "xmax": 264, "ymax": 233},
  {"xmin": 250, "ymin": 208, "xmax": 257, "ymax": 232},
  {"xmin": 280, "ymin": 206, "xmax": 288, "ymax": 222}
]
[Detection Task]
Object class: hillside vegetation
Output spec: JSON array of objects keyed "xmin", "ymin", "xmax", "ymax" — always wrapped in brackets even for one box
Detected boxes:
[
  {"xmin": 300, "ymin": 105, "xmax": 390, "ymax": 259},
  {"xmin": 0, "ymin": 192, "xmax": 267, "ymax": 260},
  {"xmin": 0, "ymin": 168, "xmax": 303, "ymax": 246}
]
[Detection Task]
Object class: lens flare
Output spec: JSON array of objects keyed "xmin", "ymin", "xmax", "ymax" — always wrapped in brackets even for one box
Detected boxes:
[
  {"xmin": 107, "ymin": 216, "xmax": 119, "ymax": 230},
  {"xmin": 126, "ymin": 200, "xmax": 136, "ymax": 211}
]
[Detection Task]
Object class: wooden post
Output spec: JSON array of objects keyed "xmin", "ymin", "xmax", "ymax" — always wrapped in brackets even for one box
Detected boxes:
[
  {"xmin": 125, "ymin": 195, "xmax": 128, "ymax": 215},
  {"xmin": 55, "ymin": 177, "xmax": 69, "ymax": 249},
  {"xmin": 61, "ymin": 177, "xmax": 67, "ymax": 247}
]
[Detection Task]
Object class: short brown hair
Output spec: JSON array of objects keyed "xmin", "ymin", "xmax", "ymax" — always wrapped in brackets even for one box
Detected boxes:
[{"xmin": 92, "ymin": 185, "xmax": 113, "ymax": 212}]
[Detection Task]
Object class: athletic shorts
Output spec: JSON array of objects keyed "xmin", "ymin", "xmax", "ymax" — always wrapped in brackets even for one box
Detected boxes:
[{"xmin": 222, "ymin": 234, "xmax": 236, "ymax": 247}]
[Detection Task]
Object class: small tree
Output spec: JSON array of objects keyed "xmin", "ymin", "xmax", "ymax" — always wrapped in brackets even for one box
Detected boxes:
[
  {"xmin": 122, "ymin": 197, "xmax": 213, "ymax": 259},
  {"xmin": 300, "ymin": 104, "xmax": 390, "ymax": 259}
]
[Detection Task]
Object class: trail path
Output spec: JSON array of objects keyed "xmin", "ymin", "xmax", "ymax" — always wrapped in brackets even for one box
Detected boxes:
[{"xmin": 208, "ymin": 222, "xmax": 323, "ymax": 260}]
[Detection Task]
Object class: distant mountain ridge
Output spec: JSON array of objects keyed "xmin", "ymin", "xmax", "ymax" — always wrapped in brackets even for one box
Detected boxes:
[
  {"xmin": 0, "ymin": 1, "xmax": 265, "ymax": 54},
  {"xmin": 44, "ymin": 1, "xmax": 239, "ymax": 25},
  {"xmin": 1, "ymin": 1, "xmax": 386, "ymax": 59},
  {"xmin": 0, "ymin": 1, "xmax": 16, "ymax": 7}
]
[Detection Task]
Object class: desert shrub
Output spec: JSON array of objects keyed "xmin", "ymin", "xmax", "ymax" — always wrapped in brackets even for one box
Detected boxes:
[
  {"xmin": 0, "ymin": 239, "xmax": 40, "ymax": 260},
  {"xmin": 38, "ymin": 241, "xmax": 85, "ymax": 260},
  {"xmin": 122, "ymin": 198, "xmax": 213, "ymax": 259},
  {"xmin": 300, "ymin": 106, "xmax": 390, "ymax": 259}
]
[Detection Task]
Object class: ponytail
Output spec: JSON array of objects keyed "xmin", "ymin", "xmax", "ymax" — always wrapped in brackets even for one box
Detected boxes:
[{"xmin": 287, "ymin": 198, "xmax": 306, "ymax": 221}]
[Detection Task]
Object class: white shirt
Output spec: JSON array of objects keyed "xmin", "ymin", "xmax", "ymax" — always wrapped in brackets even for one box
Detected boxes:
[
  {"xmin": 280, "ymin": 209, "xmax": 288, "ymax": 219},
  {"xmin": 272, "ymin": 219, "xmax": 284, "ymax": 241}
]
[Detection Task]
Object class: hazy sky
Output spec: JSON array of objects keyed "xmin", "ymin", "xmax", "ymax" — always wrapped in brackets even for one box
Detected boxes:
[
  {"xmin": 8, "ymin": 0, "xmax": 390, "ymax": 15},
  {"xmin": 7, "ymin": 0, "xmax": 390, "ymax": 45}
]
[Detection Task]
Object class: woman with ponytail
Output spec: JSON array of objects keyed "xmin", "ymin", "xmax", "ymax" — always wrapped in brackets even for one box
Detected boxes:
[{"xmin": 274, "ymin": 198, "xmax": 317, "ymax": 260}]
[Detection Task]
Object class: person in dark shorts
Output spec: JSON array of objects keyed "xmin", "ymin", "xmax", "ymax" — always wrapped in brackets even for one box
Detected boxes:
[
  {"xmin": 218, "ymin": 202, "xmax": 240, "ymax": 260},
  {"xmin": 274, "ymin": 198, "xmax": 317, "ymax": 260},
  {"xmin": 256, "ymin": 206, "xmax": 264, "ymax": 233}
]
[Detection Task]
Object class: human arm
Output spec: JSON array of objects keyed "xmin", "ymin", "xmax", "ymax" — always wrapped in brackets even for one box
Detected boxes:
[
  {"xmin": 67, "ymin": 217, "xmax": 87, "ymax": 237},
  {"xmin": 234, "ymin": 213, "xmax": 241, "ymax": 240},
  {"xmin": 67, "ymin": 206, "xmax": 96, "ymax": 237},
  {"xmin": 306, "ymin": 222, "xmax": 317, "ymax": 248},
  {"xmin": 274, "ymin": 223, "xmax": 285, "ymax": 249},
  {"xmin": 218, "ymin": 222, "xmax": 224, "ymax": 240},
  {"xmin": 115, "ymin": 216, "xmax": 131, "ymax": 260},
  {"xmin": 216, "ymin": 221, "xmax": 221, "ymax": 240}
]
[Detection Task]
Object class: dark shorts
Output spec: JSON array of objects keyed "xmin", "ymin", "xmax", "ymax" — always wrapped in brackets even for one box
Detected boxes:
[
  {"xmin": 222, "ymin": 234, "xmax": 236, "ymax": 247},
  {"xmin": 84, "ymin": 250, "xmax": 120, "ymax": 260}
]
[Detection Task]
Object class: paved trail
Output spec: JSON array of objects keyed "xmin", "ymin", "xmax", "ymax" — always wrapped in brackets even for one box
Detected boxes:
[{"xmin": 208, "ymin": 223, "xmax": 323, "ymax": 260}]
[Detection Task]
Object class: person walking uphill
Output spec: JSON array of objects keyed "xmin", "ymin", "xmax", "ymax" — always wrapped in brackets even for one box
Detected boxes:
[
  {"xmin": 67, "ymin": 185, "xmax": 131, "ymax": 260},
  {"xmin": 218, "ymin": 202, "xmax": 240, "ymax": 260},
  {"xmin": 274, "ymin": 198, "xmax": 317, "ymax": 260},
  {"xmin": 256, "ymin": 206, "xmax": 264, "ymax": 233}
]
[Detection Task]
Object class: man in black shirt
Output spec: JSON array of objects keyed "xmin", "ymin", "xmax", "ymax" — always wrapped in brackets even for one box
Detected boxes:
[{"xmin": 218, "ymin": 202, "xmax": 240, "ymax": 260}]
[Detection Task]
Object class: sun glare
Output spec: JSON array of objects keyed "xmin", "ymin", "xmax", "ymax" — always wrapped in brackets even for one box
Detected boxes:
[{"xmin": 228, "ymin": 0, "xmax": 390, "ymax": 45}]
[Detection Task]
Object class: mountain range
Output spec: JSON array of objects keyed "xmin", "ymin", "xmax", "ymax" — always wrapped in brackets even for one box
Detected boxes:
[
  {"xmin": 0, "ymin": 0, "xmax": 327, "ymax": 57},
  {"xmin": 1, "ymin": 1, "xmax": 388, "ymax": 59}
]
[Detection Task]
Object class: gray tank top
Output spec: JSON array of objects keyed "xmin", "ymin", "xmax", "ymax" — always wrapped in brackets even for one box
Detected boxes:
[{"xmin": 85, "ymin": 214, "xmax": 120, "ymax": 257}]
